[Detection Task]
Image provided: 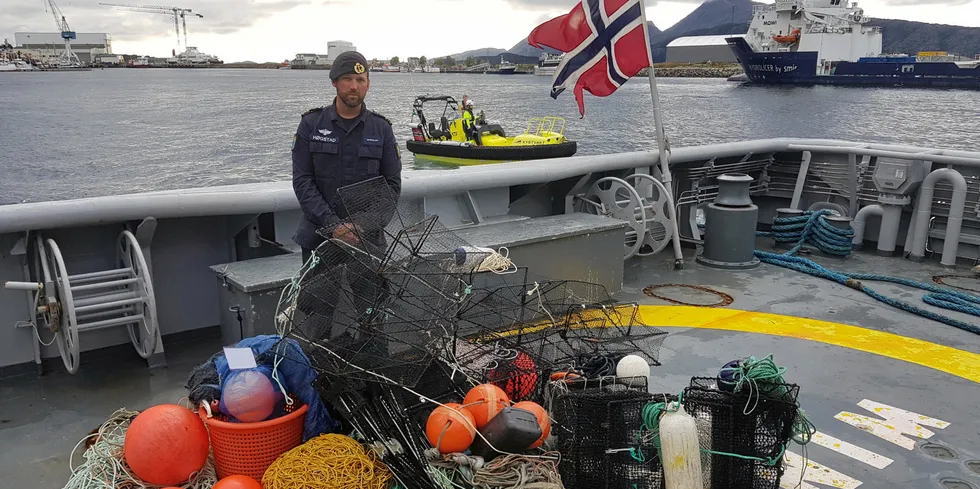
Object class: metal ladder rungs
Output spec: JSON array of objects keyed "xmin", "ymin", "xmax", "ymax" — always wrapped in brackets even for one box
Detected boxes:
[
  {"xmin": 76, "ymin": 305, "xmax": 136, "ymax": 323},
  {"xmin": 73, "ymin": 291, "xmax": 140, "ymax": 309},
  {"xmin": 77, "ymin": 314, "xmax": 145, "ymax": 332},
  {"xmin": 75, "ymin": 295, "xmax": 143, "ymax": 314},
  {"xmin": 71, "ymin": 277, "xmax": 139, "ymax": 292},
  {"xmin": 68, "ymin": 267, "xmax": 133, "ymax": 283},
  {"xmin": 72, "ymin": 287, "xmax": 131, "ymax": 303}
]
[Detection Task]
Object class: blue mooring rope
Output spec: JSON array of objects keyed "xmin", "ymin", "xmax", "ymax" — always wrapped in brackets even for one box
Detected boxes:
[{"xmin": 754, "ymin": 209, "xmax": 980, "ymax": 336}]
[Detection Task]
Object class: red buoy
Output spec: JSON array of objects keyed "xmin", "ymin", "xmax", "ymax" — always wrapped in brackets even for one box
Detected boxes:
[
  {"xmin": 213, "ymin": 474, "xmax": 264, "ymax": 489},
  {"xmin": 123, "ymin": 404, "xmax": 210, "ymax": 486}
]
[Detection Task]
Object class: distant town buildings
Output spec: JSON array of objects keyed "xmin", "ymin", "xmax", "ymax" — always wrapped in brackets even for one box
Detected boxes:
[
  {"xmin": 13, "ymin": 32, "xmax": 118, "ymax": 65},
  {"xmin": 290, "ymin": 40, "xmax": 357, "ymax": 68}
]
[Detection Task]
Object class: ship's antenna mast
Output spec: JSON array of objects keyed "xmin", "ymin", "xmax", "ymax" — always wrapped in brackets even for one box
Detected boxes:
[
  {"xmin": 43, "ymin": 0, "xmax": 80, "ymax": 66},
  {"xmin": 99, "ymin": 3, "xmax": 203, "ymax": 54}
]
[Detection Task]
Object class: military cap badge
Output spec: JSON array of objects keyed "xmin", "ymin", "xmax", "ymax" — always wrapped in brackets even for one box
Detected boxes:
[{"xmin": 354, "ymin": 62, "xmax": 365, "ymax": 74}]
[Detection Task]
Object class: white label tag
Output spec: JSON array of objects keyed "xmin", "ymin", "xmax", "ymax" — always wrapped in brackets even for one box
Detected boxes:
[{"xmin": 224, "ymin": 347, "xmax": 257, "ymax": 370}]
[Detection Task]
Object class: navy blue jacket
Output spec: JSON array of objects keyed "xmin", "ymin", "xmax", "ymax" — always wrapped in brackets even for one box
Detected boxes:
[{"xmin": 291, "ymin": 100, "xmax": 402, "ymax": 250}]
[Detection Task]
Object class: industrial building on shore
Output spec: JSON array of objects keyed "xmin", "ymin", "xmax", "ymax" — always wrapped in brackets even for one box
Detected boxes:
[
  {"xmin": 666, "ymin": 34, "xmax": 745, "ymax": 63},
  {"xmin": 12, "ymin": 32, "xmax": 122, "ymax": 65},
  {"xmin": 289, "ymin": 40, "xmax": 356, "ymax": 69}
]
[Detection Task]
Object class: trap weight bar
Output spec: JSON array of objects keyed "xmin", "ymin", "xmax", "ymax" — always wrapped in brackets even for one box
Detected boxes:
[{"xmin": 4, "ymin": 225, "xmax": 160, "ymax": 374}]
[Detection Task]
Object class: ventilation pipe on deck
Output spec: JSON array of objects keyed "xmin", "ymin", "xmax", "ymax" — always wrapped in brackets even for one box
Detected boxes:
[
  {"xmin": 909, "ymin": 168, "xmax": 968, "ymax": 266},
  {"xmin": 851, "ymin": 204, "xmax": 883, "ymax": 251},
  {"xmin": 875, "ymin": 196, "xmax": 906, "ymax": 257}
]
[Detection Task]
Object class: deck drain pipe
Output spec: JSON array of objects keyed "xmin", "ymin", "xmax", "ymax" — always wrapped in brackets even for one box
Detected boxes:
[
  {"xmin": 696, "ymin": 173, "xmax": 761, "ymax": 270},
  {"xmin": 909, "ymin": 168, "xmax": 968, "ymax": 266},
  {"xmin": 851, "ymin": 204, "xmax": 883, "ymax": 251}
]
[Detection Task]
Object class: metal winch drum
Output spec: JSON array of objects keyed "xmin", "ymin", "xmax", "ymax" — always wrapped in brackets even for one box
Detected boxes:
[
  {"xmin": 4, "ymin": 229, "xmax": 160, "ymax": 374},
  {"xmin": 574, "ymin": 174, "xmax": 676, "ymax": 260}
]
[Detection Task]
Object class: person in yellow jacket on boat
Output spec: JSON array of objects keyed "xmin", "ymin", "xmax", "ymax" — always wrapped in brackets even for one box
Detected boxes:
[{"xmin": 460, "ymin": 99, "xmax": 481, "ymax": 144}]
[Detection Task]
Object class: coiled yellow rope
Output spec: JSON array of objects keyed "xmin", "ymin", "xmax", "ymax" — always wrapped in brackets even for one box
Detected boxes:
[{"xmin": 262, "ymin": 433, "xmax": 393, "ymax": 489}]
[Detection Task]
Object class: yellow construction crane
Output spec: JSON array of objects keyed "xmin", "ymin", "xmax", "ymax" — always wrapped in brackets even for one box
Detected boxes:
[{"xmin": 100, "ymin": 3, "xmax": 203, "ymax": 54}]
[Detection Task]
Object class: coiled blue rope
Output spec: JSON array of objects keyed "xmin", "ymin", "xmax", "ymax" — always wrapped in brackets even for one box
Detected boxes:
[
  {"xmin": 756, "ymin": 209, "xmax": 854, "ymax": 256},
  {"xmin": 755, "ymin": 210, "xmax": 980, "ymax": 336}
]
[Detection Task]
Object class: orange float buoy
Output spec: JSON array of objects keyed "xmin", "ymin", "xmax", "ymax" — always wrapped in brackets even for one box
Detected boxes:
[
  {"xmin": 425, "ymin": 402, "xmax": 477, "ymax": 454},
  {"xmin": 513, "ymin": 401, "xmax": 551, "ymax": 448},
  {"xmin": 463, "ymin": 383, "xmax": 511, "ymax": 429},
  {"xmin": 213, "ymin": 474, "xmax": 264, "ymax": 489},
  {"xmin": 550, "ymin": 371, "xmax": 582, "ymax": 382},
  {"xmin": 123, "ymin": 404, "xmax": 210, "ymax": 486}
]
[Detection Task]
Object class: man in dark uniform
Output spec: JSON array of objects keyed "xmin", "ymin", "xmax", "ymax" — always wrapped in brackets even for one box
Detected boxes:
[{"xmin": 291, "ymin": 50, "xmax": 402, "ymax": 332}]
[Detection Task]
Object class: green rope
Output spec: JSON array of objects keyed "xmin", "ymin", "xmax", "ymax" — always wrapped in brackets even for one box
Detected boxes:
[{"xmin": 635, "ymin": 355, "xmax": 815, "ymax": 466}]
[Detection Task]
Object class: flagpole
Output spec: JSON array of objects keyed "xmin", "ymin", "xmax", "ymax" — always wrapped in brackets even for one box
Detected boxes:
[{"xmin": 640, "ymin": 1, "xmax": 685, "ymax": 269}]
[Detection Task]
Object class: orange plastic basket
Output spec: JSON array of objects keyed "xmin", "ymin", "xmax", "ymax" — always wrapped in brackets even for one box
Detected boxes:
[{"xmin": 199, "ymin": 403, "xmax": 308, "ymax": 481}]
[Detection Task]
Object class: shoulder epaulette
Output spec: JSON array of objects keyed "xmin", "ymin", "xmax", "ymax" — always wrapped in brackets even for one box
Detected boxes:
[
  {"xmin": 301, "ymin": 106, "xmax": 324, "ymax": 117},
  {"xmin": 368, "ymin": 110, "xmax": 393, "ymax": 126}
]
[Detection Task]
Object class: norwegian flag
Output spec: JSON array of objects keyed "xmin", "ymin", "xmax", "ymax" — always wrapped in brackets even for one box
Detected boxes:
[{"xmin": 528, "ymin": 0, "xmax": 654, "ymax": 117}]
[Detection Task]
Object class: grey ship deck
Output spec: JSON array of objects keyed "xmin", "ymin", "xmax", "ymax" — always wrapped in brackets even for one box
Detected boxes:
[
  {"xmin": 2, "ymin": 138, "xmax": 980, "ymax": 489},
  {"xmin": 3, "ymin": 242, "xmax": 978, "ymax": 489}
]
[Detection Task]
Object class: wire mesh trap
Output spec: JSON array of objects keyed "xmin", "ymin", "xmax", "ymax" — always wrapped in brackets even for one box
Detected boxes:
[
  {"xmin": 273, "ymin": 176, "xmax": 672, "ymax": 489},
  {"xmin": 550, "ymin": 386, "xmax": 672, "ymax": 489},
  {"xmin": 682, "ymin": 377, "xmax": 802, "ymax": 489}
]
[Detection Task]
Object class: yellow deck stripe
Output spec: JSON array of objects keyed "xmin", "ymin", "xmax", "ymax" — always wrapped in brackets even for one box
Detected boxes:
[{"xmin": 635, "ymin": 305, "xmax": 980, "ymax": 384}]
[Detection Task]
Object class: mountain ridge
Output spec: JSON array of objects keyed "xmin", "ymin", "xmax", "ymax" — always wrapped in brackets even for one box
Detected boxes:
[{"xmin": 437, "ymin": 0, "xmax": 980, "ymax": 64}]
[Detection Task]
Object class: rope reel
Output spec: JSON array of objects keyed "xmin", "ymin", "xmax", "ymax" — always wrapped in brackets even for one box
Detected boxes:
[
  {"xmin": 574, "ymin": 175, "xmax": 674, "ymax": 259},
  {"xmin": 4, "ymin": 230, "xmax": 159, "ymax": 374}
]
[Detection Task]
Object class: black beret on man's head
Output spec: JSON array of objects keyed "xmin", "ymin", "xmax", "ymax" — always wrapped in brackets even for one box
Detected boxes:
[{"xmin": 330, "ymin": 51, "xmax": 369, "ymax": 81}]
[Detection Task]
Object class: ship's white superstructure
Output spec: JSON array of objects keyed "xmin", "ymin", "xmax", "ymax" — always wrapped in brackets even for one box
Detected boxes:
[
  {"xmin": 326, "ymin": 40, "xmax": 355, "ymax": 64},
  {"xmin": 744, "ymin": 0, "xmax": 881, "ymax": 62},
  {"xmin": 167, "ymin": 46, "xmax": 222, "ymax": 65},
  {"xmin": 534, "ymin": 53, "xmax": 563, "ymax": 76},
  {"xmin": 0, "ymin": 59, "xmax": 36, "ymax": 71}
]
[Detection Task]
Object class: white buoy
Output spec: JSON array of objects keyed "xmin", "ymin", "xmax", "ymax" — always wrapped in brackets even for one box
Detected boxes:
[
  {"xmin": 659, "ymin": 401, "xmax": 704, "ymax": 489},
  {"xmin": 615, "ymin": 354, "xmax": 651, "ymax": 387}
]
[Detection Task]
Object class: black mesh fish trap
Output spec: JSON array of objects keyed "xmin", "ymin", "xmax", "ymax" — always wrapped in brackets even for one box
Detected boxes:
[
  {"xmin": 560, "ymin": 302, "xmax": 669, "ymax": 368},
  {"xmin": 551, "ymin": 387, "xmax": 672, "ymax": 489},
  {"xmin": 444, "ymin": 336, "xmax": 554, "ymax": 404},
  {"xmin": 682, "ymin": 377, "xmax": 801, "ymax": 489}
]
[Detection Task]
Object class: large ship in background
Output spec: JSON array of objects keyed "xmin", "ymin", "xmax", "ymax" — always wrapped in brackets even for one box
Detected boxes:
[
  {"xmin": 534, "ymin": 53, "xmax": 563, "ymax": 76},
  {"xmin": 726, "ymin": 0, "xmax": 980, "ymax": 87}
]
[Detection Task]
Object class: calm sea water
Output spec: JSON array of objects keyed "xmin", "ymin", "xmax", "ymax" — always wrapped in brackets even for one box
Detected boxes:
[{"xmin": 1, "ymin": 69, "xmax": 979, "ymax": 204}]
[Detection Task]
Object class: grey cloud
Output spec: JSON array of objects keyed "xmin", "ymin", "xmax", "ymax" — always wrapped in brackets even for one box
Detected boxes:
[
  {"xmin": 1, "ymin": 0, "xmax": 310, "ymax": 44},
  {"xmin": 882, "ymin": 0, "xmax": 973, "ymax": 4},
  {"xmin": 506, "ymin": 0, "xmax": 700, "ymax": 10}
]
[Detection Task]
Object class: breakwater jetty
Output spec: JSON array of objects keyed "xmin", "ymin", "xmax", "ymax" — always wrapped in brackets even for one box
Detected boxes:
[{"xmin": 639, "ymin": 63, "xmax": 744, "ymax": 78}]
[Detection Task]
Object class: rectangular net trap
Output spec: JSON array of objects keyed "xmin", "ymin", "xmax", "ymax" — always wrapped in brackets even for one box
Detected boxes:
[{"xmin": 268, "ymin": 176, "xmax": 683, "ymax": 489}]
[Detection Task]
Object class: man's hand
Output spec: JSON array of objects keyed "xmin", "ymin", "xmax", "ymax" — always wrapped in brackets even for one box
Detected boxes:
[{"xmin": 332, "ymin": 222, "xmax": 361, "ymax": 246}]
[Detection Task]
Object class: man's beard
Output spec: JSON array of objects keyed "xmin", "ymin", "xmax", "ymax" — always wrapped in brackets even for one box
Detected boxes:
[{"xmin": 340, "ymin": 91, "xmax": 362, "ymax": 108}]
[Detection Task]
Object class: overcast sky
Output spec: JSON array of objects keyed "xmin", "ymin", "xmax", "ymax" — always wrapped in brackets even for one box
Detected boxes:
[{"xmin": 2, "ymin": 0, "xmax": 977, "ymax": 62}]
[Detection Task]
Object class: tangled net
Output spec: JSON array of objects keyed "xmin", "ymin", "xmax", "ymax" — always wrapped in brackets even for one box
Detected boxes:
[
  {"xmin": 470, "ymin": 454, "xmax": 565, "ymax": 489},
  {"xmin": 270, "ymin": 176, "xmax": 668, "ymax": 489},
  {"xmin": 63, "ymin": 408, "xmax": 217, "ymax": 489},
  {"xmin": 261, "ymin": 433, "xmax": 393, "ymax": 489}
]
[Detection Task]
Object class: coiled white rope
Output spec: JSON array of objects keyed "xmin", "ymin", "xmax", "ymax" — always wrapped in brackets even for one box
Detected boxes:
[{"xmin": 63, "ymin": 408, "xmax": 218, "ymax": 489}]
